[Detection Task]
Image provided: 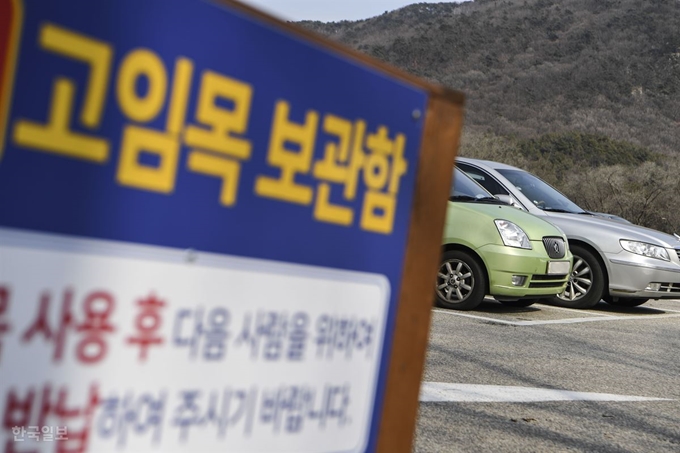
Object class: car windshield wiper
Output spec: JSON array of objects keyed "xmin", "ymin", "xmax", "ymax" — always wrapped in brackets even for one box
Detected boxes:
[
  {"xmin": 449, "ymin": 195, "xmax": 477, "ymax": 202},
  {"xmin": 450, "ymin": 195, "xmax": 502, "ymax": 203},
  {"xmin": 473, "ymin": 196, "xmax": 504, "ymax": 203},
  {"xmin": 542, "ymin": 207, "xmax": 585, "ymax": 214}
]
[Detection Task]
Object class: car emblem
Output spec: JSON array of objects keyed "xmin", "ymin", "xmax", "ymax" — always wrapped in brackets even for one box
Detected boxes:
[{"xmin": 553, "ymin": 242, "xmax": 560, "ymax": 254}]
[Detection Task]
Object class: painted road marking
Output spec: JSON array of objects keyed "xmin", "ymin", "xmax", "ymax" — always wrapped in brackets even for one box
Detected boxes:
[
  {"xmin": 534, "ymin": 303, "xmax": 616, "ymax": 317},
  {"xmin": 419, "ymin": 382, "xmax": 673, "ymax": 403},
  {"xmin": 431, "ymin": 309, "xmax": 523, "ymax": 325},
  {"xmin": 432, "ymin": 307, "xmax": 680, "ymax": 326}
]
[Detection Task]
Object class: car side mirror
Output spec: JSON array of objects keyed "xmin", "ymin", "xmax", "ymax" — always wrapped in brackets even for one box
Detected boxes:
[{"xmin": 495, "ymin": 194, "xmax": 523, "ymax": 210}]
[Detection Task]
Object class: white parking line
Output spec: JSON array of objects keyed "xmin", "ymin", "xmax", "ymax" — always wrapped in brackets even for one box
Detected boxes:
[
  {"xmin": 533, "ymin": 303, "xmax": 616, "ymax": 317},
  {"xmin": 432, "ymin": 308, "xmax": 680, "ymax": 326},
  {"xmin": 432, "ymin": 309, "xmax": 523, "ymax": 325},
  {"xmin": 419, "ymin": 382, "xmax": 673, "ymax": 403},
  {"xmin": 511, "ymin": 314, "xmax": 680, "ymax": 326}
]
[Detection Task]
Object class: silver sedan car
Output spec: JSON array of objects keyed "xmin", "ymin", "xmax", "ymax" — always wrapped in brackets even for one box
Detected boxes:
[{"xmin": 457, "ymin": 157, "xmax": 680, "ymax": 308}]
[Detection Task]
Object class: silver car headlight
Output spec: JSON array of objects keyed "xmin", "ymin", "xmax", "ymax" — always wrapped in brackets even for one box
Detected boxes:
[
  {"xmin": 620, "ymin": 240, "xmax": 670, "ymax": 261},
  {"xmin": 495, "ymin": 220, "xmax": 531, "ymax": 249}
]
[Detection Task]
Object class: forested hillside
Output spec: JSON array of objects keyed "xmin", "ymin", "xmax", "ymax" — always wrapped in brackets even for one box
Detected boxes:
[{"xmin": 299, "ymin": 0, "xmax": 680, "ymax": 233}]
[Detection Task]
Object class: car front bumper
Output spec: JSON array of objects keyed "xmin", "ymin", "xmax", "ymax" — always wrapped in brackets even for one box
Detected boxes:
[
  {"xmin": 478, "ymin": 242, "xmax": 571, "ymax": 299},
  {"xmin": 607, "ymin": 253, "xmax": 680, "ymax": 299}
]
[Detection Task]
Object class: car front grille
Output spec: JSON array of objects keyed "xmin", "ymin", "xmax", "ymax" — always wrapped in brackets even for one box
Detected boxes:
[
  {"xmin": 529, "ymin": 282, "xmax": 567, "ymax": 289},
  {"xmin": 528, "ymin": 274, "xmax": 568, "ymax": 289},
  {"xmin": 676, "ymin": 249, "xmax": 680, "ymax": 260},
  {"xmin": 542, "ymin": 237, "xmax": 566, "ymax": 259},
  {"xmin": 658, "ymin": 282, "xmax": 680, "ymax": 294},
  {"xmin": 531, "ymin": 274, "xmax": 568, "ymax": 281}
]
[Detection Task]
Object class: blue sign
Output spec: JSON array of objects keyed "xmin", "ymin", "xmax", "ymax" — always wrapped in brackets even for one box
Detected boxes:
[{"xmin": 0, "ymin": 0, "xmax": 429, "ymax": 451}]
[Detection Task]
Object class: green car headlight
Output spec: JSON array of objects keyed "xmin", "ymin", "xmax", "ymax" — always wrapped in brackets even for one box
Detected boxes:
[
  {"xmin": 620, "ymin": 240, "xmax": 670, "ymax": 261},
  {"xmin": 494, "ymin": 219, "xmax": 532, "ymax": 249}
]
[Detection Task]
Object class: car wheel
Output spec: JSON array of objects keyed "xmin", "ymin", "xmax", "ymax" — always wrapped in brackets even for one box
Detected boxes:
[
  {"xmin": 603, "ymin": 296, "xmax": 649, "ymax": 307},
  {"xmin": 498, "ymin": 299, "xmax": 538, "ymax": 308},
  {"xmin": 550, "ymin": 244, "xmax": 604, "ymax": 309},
  {"xmin": 435, "ymin": 250, "xmax": 486, "ymax": 311}
]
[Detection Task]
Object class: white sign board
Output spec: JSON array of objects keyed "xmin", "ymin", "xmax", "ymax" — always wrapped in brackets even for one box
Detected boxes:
[{"xmin": 0, "ymin": 229, "xmax": 389, "ymax": 452}]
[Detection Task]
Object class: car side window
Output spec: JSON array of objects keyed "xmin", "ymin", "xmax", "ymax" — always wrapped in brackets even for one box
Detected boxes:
[{"xmin": 457, "ymin": 163, "xmax": 509, "ymax": 196}]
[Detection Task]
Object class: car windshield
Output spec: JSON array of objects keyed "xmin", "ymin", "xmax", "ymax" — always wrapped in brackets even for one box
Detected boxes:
[
  {"xmin": 496, "ymin": 169, "xmax": 586, "ymax": 213},
  {"xmin": 450, "ymin": 168, "xmax": 501, "ymax": 203}
]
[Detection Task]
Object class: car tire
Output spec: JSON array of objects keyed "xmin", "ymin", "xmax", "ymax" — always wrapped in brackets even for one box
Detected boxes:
[
  {"xmin": 498, "ymin": 299, "xmax": 538, "ymax": 308},
  {"xmin": 603, "ymin": 296, "xmax": 649, "ymax": 307},
  {"xmin": 435, "ymin": 250, "xmax": 486, "ymax": 311},
  {"xmin": 550, "ymin": 244, "xmax": 604, "ymax": 309}
]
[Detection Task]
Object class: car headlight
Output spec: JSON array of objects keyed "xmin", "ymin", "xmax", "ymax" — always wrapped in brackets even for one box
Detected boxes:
[
  {"xmin": 495, "ymin": 220, "xmax": 532, "ymax": 249},
  {"xmin": 620, "ymin": 240, "xmax": 670, "ymax": 261}
]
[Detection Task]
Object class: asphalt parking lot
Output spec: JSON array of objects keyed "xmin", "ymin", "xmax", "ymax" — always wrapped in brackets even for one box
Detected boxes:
[
  {"xmin": 414, "ymin": 298, "xmax": 680, "ymax": 453},
  {"xmin": 432, "ymin": 298, "xmax": 680, "ymax": 327}
]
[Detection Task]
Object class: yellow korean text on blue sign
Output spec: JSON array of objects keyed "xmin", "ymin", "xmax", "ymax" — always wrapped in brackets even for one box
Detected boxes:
[{"xmin": 0, "ymin": 0, "xmax": 429, "ymax": 452}]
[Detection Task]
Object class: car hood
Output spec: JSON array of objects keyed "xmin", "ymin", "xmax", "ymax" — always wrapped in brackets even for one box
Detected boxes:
[
  {"xmin": 544, "ymin": 211, "xmax": 680, "ymax": 248},
  {"xmin": 453, "ymin": 202, "xmax": 565, "ymax": 240}
]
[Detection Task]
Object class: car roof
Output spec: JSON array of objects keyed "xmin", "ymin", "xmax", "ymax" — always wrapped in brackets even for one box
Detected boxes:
[{"xmin": 456, "ymin": 156, "xmax": 522, "ymax": 172}]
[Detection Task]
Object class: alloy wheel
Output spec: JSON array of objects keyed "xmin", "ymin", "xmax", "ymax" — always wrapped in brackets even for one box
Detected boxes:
[
  {"xmin": 558, "ymin": 256, "xmax": 592, "ymax": 301},
  {"xmin": 436, "ymin": 259, "xmax": 474, "ymax": 303}
]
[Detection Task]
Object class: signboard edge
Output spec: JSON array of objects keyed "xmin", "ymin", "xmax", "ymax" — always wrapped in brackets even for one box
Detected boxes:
[{"xmin": 376, "ymin": 95, "xmax": 465, "ymax": 453}]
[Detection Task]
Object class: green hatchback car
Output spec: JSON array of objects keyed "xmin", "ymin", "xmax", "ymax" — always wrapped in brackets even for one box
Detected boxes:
[{"xmin": 437, "ymin": 169, "xmax": 573, "ymax": 310}]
